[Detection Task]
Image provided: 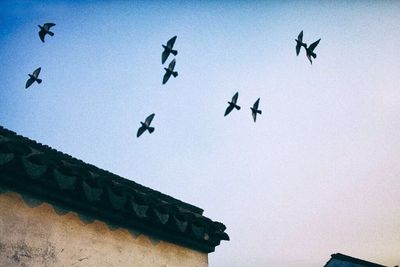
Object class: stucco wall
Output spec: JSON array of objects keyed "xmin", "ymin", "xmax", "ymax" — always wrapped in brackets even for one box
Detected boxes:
[{"xmin": 0, "ymin": 189, "xmax": 208, "ymax": 267}]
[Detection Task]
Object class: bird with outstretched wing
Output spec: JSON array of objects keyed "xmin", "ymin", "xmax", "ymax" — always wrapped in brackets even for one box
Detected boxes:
[
  {"xmin": 250, "ymin": 98, "xmax": 262, "ymax": 122},
  {"xmin": 162, "ymin": 36, "xmax": 178, "ymax": 64},
  {"xmin": 306, "ymin": 38, "xmax": 321, "ymax": 64},
  {"xmin": 38, "ymin": 23, "xmax": 56, "ymax": 43},
  {"xmin": 295, "ymin": 30, "xmax": 307, "ymax": 56},
  {"xmin": 137, "ymin": 113, "xmax": 155, "ymax": 138},
  {"xmin": 25, "ymin": 67, "xmax": 42, "ymax": 89},
  {"xmin": 224, "ymin": 92, "xmax": 241, "ymax": 116},
  {"xmin": 162, "ymin": 59, "xmax": 178, "ymax": 84}
]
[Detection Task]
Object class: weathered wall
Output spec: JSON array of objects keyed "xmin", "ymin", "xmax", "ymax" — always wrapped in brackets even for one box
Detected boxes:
[{"xmin": 0, "ymin": 190, "xmax": 208, "ymax": 267}]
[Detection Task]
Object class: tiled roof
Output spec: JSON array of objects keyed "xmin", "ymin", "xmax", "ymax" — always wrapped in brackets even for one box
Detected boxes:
[
  {"xmin": 324, "ymin": 253, "xmax": 387, "ymax": 267},
  {"xmin": 0, "ymin": 125, "xmax": 229, "ymax": 253}
]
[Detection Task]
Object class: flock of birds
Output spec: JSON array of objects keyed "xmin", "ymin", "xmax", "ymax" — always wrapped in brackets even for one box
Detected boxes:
[
  {"xmin": 295, "ymin": 30, "xmax": 321, "ymax": 64},
  {"xmin": 24, "ymin": 25, "xmax": 321, "ymax": 138},
  {"xmin": 223, "ymin": 92, "xmax": 262, "ymax": 122}
]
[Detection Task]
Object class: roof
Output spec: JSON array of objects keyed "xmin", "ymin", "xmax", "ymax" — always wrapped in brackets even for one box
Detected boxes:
[
  {"xmin": 0, "ymin": 125, "xmax": 229, "ymax": 253},
  {"xmin": 324, "ymin": 253, "xmax": 387, "ymax": 267}
]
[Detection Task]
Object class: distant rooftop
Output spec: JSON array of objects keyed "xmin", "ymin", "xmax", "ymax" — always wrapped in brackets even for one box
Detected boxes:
[
  {"xmin": 0, "ymin": 125, "xmax": 229, "ymax": 253},
  {"xmin": 324, "ymin": 253, "xmax": 387, "ymax": 267}
]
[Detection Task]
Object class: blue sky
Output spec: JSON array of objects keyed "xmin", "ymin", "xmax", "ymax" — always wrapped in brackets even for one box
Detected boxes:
[{"xmin": 1, "ymin": 1, "xmax": 400, "ymax": 266}]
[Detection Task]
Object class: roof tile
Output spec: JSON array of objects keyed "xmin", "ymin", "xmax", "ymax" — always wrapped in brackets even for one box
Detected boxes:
[{"xmin": 0, "ymin": 125, "xmax": 229, "ymax": 252}]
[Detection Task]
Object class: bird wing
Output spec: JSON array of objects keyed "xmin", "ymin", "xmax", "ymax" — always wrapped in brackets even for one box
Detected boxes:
[
  {"xmin": 224, "ymin": 104, "xmax": 234, "ymax": 116},
  {"xmin": 38, "ymin": 30, "xmax": 46, "ymax": 42},
  {"xmin": 308, "ymin": 38, "xmax": 320, "ymax": 52},
  {"xmin": 297, "ymin": 30, "xmax": 303, "ymax": 42},
  {"xmin": 162, "ymin": 71, "xmax": 171, "ymax": 84},
  {"xmin": 252, "ymin": 109, "xmax": 257, "ymax": 122},
  {"xmin": 33, "ymin": 67, "xmax": 41, "ymax": 78},
  {"xmin": 253, "ymin": 98, "xmax": 260, "ymax": 110},
  {"xmin": 166, "ymin": 36, "xmax": 177, "ymax": 49},
  {"xmin": 137, "ymin": 126, "xmax": 146, "ymax": 138},
  {"xmin": 161, "ymin": 49, "xmax": 169, "ymax": 64},
  {"xmin": 145, "ymin": 113, "xmax": 155, "ymax": 126},
  {"xmin": 231, "ymin": 92, "xmax": 239, "ymax": 104},
  {"xmin": 168, "ymin": 59, "xmax": 176, "ymax": 70},
  {"xmin": 43, "ymin": 23, "xmax": 56, "ymax": 30},
  {"xmin": 296, "ymin": 43, "xmax": 301, "ymax": 56},
  {"xmin": 25, "ymin": 78, "xmax": 34, "ymax": 89}
]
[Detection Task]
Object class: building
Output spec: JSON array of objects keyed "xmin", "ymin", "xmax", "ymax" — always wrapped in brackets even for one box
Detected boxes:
[
  {"xmin": 324, "ymin": 253, "xmax": 388, "ymax": 267},
  {"xmin": 0, "ymin": 125, "xmax": 229, "ymax": 266}
]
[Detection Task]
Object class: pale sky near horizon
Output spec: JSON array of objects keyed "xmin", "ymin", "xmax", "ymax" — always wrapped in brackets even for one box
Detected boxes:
[{"xmin": 1, "ymin": 1, "xmax": 400, "ymax": 266}]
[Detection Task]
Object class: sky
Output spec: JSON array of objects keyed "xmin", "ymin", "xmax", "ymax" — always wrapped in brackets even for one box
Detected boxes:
[{"xmin": 1, "ymin": 0, "xmax": 400, "ymax": 266}]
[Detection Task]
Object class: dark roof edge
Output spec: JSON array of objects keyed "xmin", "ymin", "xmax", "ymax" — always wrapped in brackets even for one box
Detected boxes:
[
  {"xmin": 0, "ymin": 182, "xmax": 216, "ymax": 253},
  {"xmin": 0, "ymin": 126, "xmax": 203, "ymax": 214},
  {"xmin": 0, "ymin": 125, "xmax": 229, "ymax": 253},
  {"xmin": 325, "ymin": 253, "xmax": 387, "ymax": 267}
]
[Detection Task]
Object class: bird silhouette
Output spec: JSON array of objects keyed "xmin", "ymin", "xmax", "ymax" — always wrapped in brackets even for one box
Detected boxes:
[
  {"xmin": 295, "ymin": 30, "xmax": 307, "ymax": 56},
  {"xmin": 162, "ymin": 59, "xmax": 178, "ymax": 84},
  {"xmin": 305, "ymin": 38, "xmax": 321, "ymax": 64},
  {"xmin": 38, "ymin": 23, "xmax": 56, "ymax": 43},
  {"xmin": 25, "ymin": 67, "xmax": 42, "ymax": 89},
  {"xmin": 137, "ymin": 113, "xmax": 155, "ymax": 138},
  {"xmin": 250, "ymin": 98, "xmax": 262, "ymax": 122},
  {"xmin": 162, "ymin": 36, "xmax": 178, "ymax": 64},
  {"xmin": 224, "ymin": 92, "xmax": 241, "ymax": 116}
]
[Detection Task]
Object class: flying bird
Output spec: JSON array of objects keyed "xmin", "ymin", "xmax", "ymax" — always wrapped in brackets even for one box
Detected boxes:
[
  {"xmin": 250, "ymin": 98, "xmax": 262, "ymax": 122},
  {"xmin": 38, "ymin": 23, "xmax": 56, "ymax": 43},
  {"xmin": 25, "ymin": 67, "xmax": 42, "ymax": 89},
  {"xmin": 295, "ymin": 30, "xmax": 307, "ymax": 56},
  {"xmin": 162, "ymin": 36, "xmax": 178, "ymax": 64},
  {"xmin": 305, "ymin": 38, "xmax": 321, "ymax": 64},
  {"xmin": 162, "ymin": 59, "xmax": 178, "ymax": 84},
  {"xmin": 224, "ymin": 92, "xmax": 241, "ymax": 116},
  {"xmin": 137, "ymin": 113, "xmax": 155, "ymax": 138}
]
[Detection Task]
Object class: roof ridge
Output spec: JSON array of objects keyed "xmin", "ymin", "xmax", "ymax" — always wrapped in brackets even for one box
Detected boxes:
[
  {"xmin": 0, "ymin": 125, "xmax": 229, "ymax": 252},
  {"xmin": 0, "ymin": 125, "xmax": 203, "ymax": 214}
]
